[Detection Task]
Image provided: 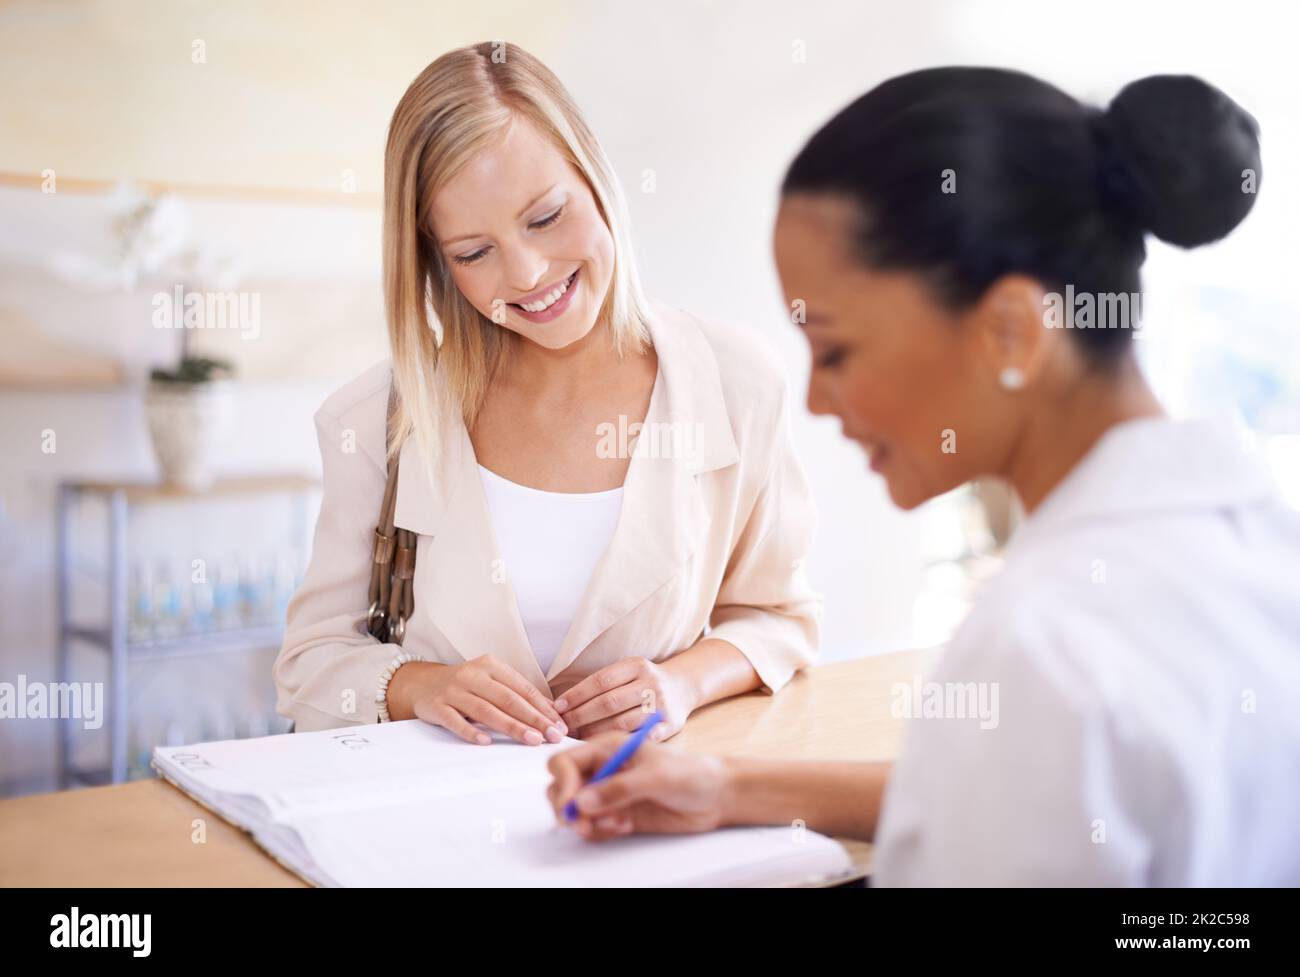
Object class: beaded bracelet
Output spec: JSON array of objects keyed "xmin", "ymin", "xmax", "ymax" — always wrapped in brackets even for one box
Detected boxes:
[{"xmin": 375, "ymin": 652, "xmax": 427, "ymax": 722}]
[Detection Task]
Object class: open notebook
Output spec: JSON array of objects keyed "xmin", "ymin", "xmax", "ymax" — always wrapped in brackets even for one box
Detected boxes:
[{"xmin": 151, "ymin": 719, "xmax": 854, "ymax": 887}]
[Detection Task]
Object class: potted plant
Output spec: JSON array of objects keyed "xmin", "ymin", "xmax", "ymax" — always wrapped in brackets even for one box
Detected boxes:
[
  {"xmin": 145, "ymin": 351, "xmax": 235, "ymax": 491},
  {"xmin": 52, "ymin": 180, "xmax": 244, "ymax": 491}
]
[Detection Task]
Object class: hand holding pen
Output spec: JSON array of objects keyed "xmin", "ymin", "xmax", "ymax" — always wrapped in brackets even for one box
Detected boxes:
[{"xmin": 546, "ymin": 710, "xmax": 735, "ymax": 840}]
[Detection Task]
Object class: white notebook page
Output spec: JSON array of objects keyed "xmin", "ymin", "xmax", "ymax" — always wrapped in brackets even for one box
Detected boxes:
[{"xmin": 154, "ymin": 720, "xmax": 852, "ymax": 887}]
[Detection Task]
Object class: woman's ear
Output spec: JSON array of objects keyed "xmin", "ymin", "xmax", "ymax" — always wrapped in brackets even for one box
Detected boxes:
[{"xmin": 970, "ymin": 274, "xmax": 1052, "ymax": 392}]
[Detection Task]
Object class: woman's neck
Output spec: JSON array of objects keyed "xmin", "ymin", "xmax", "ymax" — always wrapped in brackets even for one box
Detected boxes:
[
  {"xmin": 1004, "ymin": 355, "xmax": 1165, "ymax": 514},
  {"xmin": 498, "ymin": 318, "xmax": 624, "ymax": 400}
]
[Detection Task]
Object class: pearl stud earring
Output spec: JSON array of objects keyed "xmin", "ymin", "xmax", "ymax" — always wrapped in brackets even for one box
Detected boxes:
[{"xmin": 999, "ymin": 366, "xmax": 1025, "ymax": 391}]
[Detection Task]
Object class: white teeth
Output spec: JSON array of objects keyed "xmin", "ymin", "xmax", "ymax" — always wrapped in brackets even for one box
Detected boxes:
[{"xmin": 519, "ymin": 273, "xmax": 572, "ymax": 312}]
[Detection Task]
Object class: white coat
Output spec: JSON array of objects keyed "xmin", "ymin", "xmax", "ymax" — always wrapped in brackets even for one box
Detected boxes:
[{"xmin": 874, "ymin": 415, "xmax": 1300, "ymax": 886}]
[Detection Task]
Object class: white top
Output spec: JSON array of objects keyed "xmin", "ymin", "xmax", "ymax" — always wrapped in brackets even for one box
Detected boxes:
[
  {"xmin": 477, "ymin": 465, "xmax": 624, "ymax": 677},
  {"xmin": 874, "ymin": 415, "xmax": 1300, "ymax": 886}
]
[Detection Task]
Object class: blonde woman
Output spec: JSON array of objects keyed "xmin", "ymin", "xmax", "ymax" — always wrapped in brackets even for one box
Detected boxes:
[{"xmin": 273, "ymin": 42, "xmax": 821, "ymax": 743}]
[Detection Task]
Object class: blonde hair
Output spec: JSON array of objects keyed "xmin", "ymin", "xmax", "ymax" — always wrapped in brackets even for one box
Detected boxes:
[{"xmin": 382, "ymin": 40, "xmax": 652, "ymax": 476}]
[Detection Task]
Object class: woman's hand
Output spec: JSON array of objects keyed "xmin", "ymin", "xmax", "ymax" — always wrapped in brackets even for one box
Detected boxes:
[
  {"xmin": 395, "ymin": 657, "xmax": 567, "ymax": 746},
  {"xmin": 546, "ymin": 733, "xmax": 732, "ymax": 840},
  {"xmin": 554, "ymin": 657, "xmax": 698, "ymax": 740}
]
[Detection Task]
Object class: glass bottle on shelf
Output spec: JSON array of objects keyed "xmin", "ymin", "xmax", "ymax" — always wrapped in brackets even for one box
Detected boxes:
[
  {"xmin": 238, "ymin": 553, "xmax": 264, "ymax": 626},
  {"xmin": 202, "ymin": 705, "xmax": 237, "ymax": 744},
  {"xmin": 243, "ymin": 710, "xmax": 271, "ymax": 740},
  {"xmin": 272, "ymin": 549, "xmax": 298, "ymax": 625},
  {"xmin": 162, "ymin": 712, "xmax": 190, "ymax": 747},
  {"xmin": 151, "ymin": 561, "xmax": 181, "ymax": 639},
  {"xmin": 213, "ymin": 556, "xmax": 241, "ymax": 631},
  {"xmin": 188, "ymin": 557, "xmax": 215, "ymax": 634},
  {"xmin": 128, "ymin": 563, "xmax": 154, "ymax": 643}
]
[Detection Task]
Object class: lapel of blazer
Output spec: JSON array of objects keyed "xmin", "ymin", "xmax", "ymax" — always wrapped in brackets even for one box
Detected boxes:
[
  {"xmin": 391, "ymin": 377, "xmax": 547, "ymax": 692},
  {"xmin": 544, "ymin": 302, "xmax": 739, "ymax": 681},
  {"xmin": 390, "ymin": 301, "xmax": 740, "ymax": 694}
]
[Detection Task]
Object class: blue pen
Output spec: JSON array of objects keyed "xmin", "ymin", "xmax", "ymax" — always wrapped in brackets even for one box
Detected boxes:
[{"xmin": 564, "ymin": 710, "xmax": 664, "ymax": 822}]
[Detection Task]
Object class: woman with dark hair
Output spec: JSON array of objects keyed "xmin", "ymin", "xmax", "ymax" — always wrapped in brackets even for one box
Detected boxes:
[{"xmin": 546, "ymin": 68, "xmax": 1300, "ymax": 885}]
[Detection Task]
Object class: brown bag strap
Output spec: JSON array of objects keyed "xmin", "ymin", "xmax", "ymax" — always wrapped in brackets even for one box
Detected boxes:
[{"xmin": 366, "ymin": 379, "xmax": 416, "ymax": 644}]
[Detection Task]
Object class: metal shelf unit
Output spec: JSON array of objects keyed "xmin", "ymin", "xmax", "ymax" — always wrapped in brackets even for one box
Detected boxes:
[{"xmin": 55, "ymin": 475, "xmax": 318, "ymax": 787}]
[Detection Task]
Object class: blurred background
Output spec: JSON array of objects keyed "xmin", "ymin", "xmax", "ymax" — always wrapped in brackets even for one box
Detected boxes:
[{"xmin": 2, "ymin": 0, "xmax": 1297, "ymax": 797}]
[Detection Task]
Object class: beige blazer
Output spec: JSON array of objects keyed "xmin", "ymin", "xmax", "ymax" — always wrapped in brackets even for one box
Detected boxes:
[{"xmin": 274, "ymin": 300, "xmax": 822, "ymax": 732}]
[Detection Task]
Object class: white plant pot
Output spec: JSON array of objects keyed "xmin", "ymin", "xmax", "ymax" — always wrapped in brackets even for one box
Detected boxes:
[{"xmin": 144, "ymin": 379, "xmax": 234, "ymax": 491}]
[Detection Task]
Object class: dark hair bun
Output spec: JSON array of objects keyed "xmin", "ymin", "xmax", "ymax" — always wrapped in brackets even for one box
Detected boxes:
[{"xmin": 1104, "ymin": 74, "xmax": 1261, "ymax": 247}]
